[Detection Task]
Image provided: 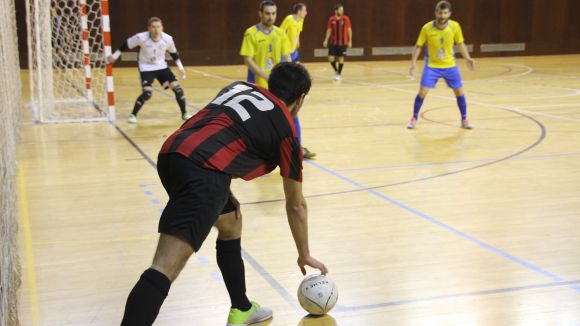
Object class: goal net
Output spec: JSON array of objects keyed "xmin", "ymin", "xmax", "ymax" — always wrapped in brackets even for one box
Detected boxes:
[{"xmin": 26, "ymin": 0, "xmax": 115, "ymax": 123}]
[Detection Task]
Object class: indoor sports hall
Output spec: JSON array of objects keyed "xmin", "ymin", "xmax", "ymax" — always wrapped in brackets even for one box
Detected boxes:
[{"xmin": 2, "ymin": 0, "xmax": 580, "ymax": 325}]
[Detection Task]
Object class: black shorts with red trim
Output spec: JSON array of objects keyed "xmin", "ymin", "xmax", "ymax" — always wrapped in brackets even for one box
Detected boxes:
[{"xmin": 157, "ymin": 153, "xmax": 235, "ymax": 252}]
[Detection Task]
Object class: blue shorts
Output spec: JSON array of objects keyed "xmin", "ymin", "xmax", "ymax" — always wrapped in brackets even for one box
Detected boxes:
[{"xmin": 421, "ymin": 65, "xmax": 463, "ymax": 89}]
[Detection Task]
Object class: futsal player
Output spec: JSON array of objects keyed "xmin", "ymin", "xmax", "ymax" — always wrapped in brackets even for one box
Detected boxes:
[
  {"xmin": 120, "ymin": 62, "xmax": 328, "ymax": 326},
  {"xmin": 407, "ymin": 1, "xmax": 475, "ymax": 129},
  {"xmin": 279, "ymin": 3, "xmax": 316, "ymax": 159},
  {"xmin": 322, "ymin": 3, "xmax": 352, "ymax": 81},
  {"xmin": 107, "ymin": 17, "xmax": 191, "ymax": 123}
]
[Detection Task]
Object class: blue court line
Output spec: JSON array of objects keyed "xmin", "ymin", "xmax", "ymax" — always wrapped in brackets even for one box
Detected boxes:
[
  {"xmin": 306, "ymin": 159, "xmax": 580, "ymax": 293},
  {"xmin": 335, "ymin": 151, "xmax": 580, "ymax": 173},
  {"xmin": 333, "ymin": 278, "xmax": 580, "ymax": 312},
  {"xmin": 241, "ymin": 249, "xmax": 303, "ymax": 312}
]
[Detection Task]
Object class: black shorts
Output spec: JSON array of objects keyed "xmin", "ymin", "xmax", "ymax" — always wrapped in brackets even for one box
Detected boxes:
[
  {"xmin": 157, "ymin": 153, "xmax": 235, "ymax": 252},
  {"xmin": 329, "ymin": 45, "xmax": 347, "ymax": 57},
  {"xmin": 140, "ymin": 68, "xmax": 177, "ymax": 89}
]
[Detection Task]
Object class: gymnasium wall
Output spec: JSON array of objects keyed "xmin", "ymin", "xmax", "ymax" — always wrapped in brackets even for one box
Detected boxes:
[{"xmin": 16, "ymin": 0, "xmax": 580, "ymax": 68}]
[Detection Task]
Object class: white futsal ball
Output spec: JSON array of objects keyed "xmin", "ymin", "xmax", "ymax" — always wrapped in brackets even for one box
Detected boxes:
[{"xmin": 297, "ymin": 274, "xmax": 338, "ymax": 315}]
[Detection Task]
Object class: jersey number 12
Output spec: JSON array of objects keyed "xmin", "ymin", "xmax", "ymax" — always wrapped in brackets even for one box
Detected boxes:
[{"xmin": 211, "ymin": 84, "xmax": 274, "ymax": 121}]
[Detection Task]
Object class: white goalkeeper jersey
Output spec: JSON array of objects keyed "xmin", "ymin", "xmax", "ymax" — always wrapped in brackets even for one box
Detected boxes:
[{"xmin": 127, "ymin": 32, "xmax": 177, "ymax": 72}]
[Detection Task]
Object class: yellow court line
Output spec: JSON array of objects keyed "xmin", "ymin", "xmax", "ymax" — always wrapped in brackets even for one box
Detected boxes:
[
  {"xmin": 18, "ymin": 165, "xmax": 40, "ymax": 326},
  {"xmin": 32, "ymin": 235, "xmax": 158, "ymax": 246}
]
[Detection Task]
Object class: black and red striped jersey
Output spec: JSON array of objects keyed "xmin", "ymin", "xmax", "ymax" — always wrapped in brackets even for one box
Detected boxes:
[
  {"xmin": 160, "ymin": 82, "xmax": 303, "ymax": 182},
  {"xmin": 327, "ymin": 15, "xmax": 352, "ymax": 46}
]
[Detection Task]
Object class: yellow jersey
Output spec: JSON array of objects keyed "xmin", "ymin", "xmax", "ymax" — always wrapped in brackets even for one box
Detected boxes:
[
  {"xmin": 240, "ymin": 24, "xmax": 291, "ymax": 88},
  {"xmin": 416, "ymin": 20, "xmax": 465, "ymax": 69},
  {"xmin": 280, "ymin": 14, "xmax": 303, "ymax": 53}
]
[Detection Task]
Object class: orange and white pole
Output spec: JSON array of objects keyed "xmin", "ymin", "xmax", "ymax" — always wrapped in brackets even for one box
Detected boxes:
[
  {"xmin": 101, "ymin": 0, "xmax": 116, "ymax": 121},
  {"xmin": 80, "ymin": 0, "xmax": 93, "ymax": 102}
]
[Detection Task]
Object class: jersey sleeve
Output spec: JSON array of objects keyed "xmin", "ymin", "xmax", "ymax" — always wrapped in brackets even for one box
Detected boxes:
[
  {"xmin": 454, "ymin": 22, "xmax": 465, "ymax": 44},
  {"xmin": 416, "ymin": 25, "xmax": 428, "ymax": 47},
  {"xmin": 166, "ymin": 36, "xmax": 177, "ymax": 53},
  {"xmin": 240, "ymin": 29, "xmax": 255, "ymax": 57},
  {"xmin": 280, "ymin": 15, "xmax": 291, "ymax": 33},
  {"xmin": 279, "ymin": 136, "xmax": 303, "ymax": 182},
  {"xmin": 126, "ymin": 33, "xmax": 143, "ymax": 49},
  {"xmin": 345, "ymin": 16, "xmax": 352, "ymax": 29},
  {"xmin": 327, "ymin": 17, "xmax": 333, "ymax": 29}
]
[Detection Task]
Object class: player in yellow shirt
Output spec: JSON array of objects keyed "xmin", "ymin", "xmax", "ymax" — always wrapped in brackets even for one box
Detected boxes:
[
  {"xmin": 407, "ymin": 1, "xmax": 475, "ymax": 129},
  {"xmin": 278, "ymin": 3, "xmax": 315, "ymax": 159},
  {"xmin": 280, "ymin": 3, "xmax": 307, "ymax": 62},
  {"xmin": 240, "ymin": 0, "xmax": 291, "ymax": 89}
]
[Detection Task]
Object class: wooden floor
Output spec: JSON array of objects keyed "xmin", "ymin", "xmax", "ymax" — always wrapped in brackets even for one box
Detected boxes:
[{"xmin": 17, "ymin": 55, "xmax": 580, "ymax": 325}]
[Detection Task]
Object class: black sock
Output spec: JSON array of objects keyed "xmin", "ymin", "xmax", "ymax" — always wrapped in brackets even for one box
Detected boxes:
[
  {"xmin": 216, "ymin": 239, "xmax": 251, "ymax": 311},
  {"xmin": 338, "ymin": 63, "xmax": 344, "ymax": 75},
  {"xmin": 121, "ymin": 268, "xmax": 171, "ymax": 326},
  {"xmin": 173, "ymin": 87, "xmax": 186, "ymax": 114},
  {"xmin": 131, "ymin": 99, "xmax": 144, "ymax": 116},
  {"xmin": 330, "ymin": 61, "xmax": 338, "ymax": 72}
]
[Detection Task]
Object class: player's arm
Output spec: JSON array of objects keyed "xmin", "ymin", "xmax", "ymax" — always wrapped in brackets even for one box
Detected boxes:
[
  {"xmin": 322, "ymin": 28, "xmax": 331, "ymax": 48},
  {"xmin": 107, "ymin": 40, "xmax": 129, "ymax": 64},
  {"xmin": 409, "ymin": 45, "xmax": 423, "ymax": 77},
  {"xmin": 167, "ymin": 37, "xmax": 186, "ymax": 79},
  {"xmin": 243, "ymin": 56, "xmax": 269, "ymax": 80},
  {"xmin": 283, "ymin": 177, "xmax": 328, "ymax": 275},
  {"xmin": 347, "ymin": 27, "xmax": 352, "ymax": 48},
  {"xmin": 457, "ymin": 42, "xmax": 475, "ymax": 71}
]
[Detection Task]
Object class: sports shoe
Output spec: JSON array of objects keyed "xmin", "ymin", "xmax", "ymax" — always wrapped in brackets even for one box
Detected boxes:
[
  {"xmin": 303, "ymin": 147, "xmax": 316, "ymax": 160},
  {"xmin": 128, "ymin": 114, "xmax": 137, "ymax": 123},
  {"xmin": 182, "ymin": 112, "xmax": 193, "ymax": 120},
  {"xmin": 226, "ymin": 301, "xmax": 273, "ymax": 326},
  {"xmin": 406, "ymin": 117, "xmax": 417, "ymax": 129},
  {"xmin": 333, "ymin": 73, "xmax": 341, "ymax": 81},
  {"xmin": 461, "ymin": 119, "xmax": 473, "ymax": 129}
]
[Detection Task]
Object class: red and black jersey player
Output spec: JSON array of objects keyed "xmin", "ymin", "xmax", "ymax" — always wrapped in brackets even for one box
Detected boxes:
[{"xmin": 120, "ymin": 62, "xmax": 328, "ymax": 326}]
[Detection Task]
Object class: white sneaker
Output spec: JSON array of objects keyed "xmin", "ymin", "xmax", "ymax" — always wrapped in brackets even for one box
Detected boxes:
[
  {"xmin": 128, "ymin": 114, "xmax": 137, "ymax": 123},
  {"xmin": 406, "ymin": 117, "xmax": 417, "ymax": 129},
  {"xmin": 461, "ymin": 119, "xmax": 473, "ymax": 129},
  {"xmin": 226, "ymin": 301, "xmax": 273, "ymax": 326},
  {"xmin": 333, "ymin": 73, "xmax": 342, "ymax": 81},
  {"xmin": 182, "ymin": 112, "xmax": 193, "ymax": 120}
]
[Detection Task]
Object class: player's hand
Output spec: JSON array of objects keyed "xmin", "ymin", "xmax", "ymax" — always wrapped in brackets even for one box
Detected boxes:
[
  {"xmin": 179, "ymin": 69, "xmax": 187, "ymax": 79},
  {"xmin": 296, "ymin": 40, "xmax": 300, "ymax": 49},
  {"xmin": 297, "ymin": 255, "xmax": 328, "ymax": 275},
  {"xmin": 347, "ymin": 41, "xmax": 352, "ymax": 48},
  {"xmin": 106, "ymin": 55, "xmax": 116, "ymax": 64},
  {"xmin": 229, "ymin": 191, "xmax": 242, "ymax": 220},
  {"xmin": 322, "ymin": 40, "xmax": 328, "ymax": 48},
  {"xmin": 466, "ymin": 58, "xmax": 476, "ymax": 71},
  {"xmin": 409, "ymin": 64, "xmax": 416, "ymax": 77}
]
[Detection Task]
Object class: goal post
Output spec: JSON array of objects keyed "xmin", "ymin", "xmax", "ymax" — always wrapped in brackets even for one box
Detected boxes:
[{"xmin": 26, "ymin": 0, "xmax": 116, "ymax": 123}]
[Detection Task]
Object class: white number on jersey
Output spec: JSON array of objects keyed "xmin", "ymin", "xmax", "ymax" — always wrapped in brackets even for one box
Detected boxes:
[{"xmin": 211, "ymin": 84, "xmax": 274, "ymax": 121}]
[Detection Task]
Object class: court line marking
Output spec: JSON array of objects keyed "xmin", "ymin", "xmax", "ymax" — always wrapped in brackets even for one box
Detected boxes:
[
  {"xmin": 334, "ymin": 279, "xmax": 580, "ymax": 312},
  {"xmin": 18, "ymin": 165, "xmax": 40, "ymax": 326},
  {"xmin": 305, "ymin": 159, "xmax": 580, "ymax": 294},
  {"xmin": 334, "ymin": 151, "xmax": 580, "ymax": 173}
]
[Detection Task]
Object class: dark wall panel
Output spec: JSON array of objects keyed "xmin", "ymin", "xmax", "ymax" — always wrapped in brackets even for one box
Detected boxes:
[{"xmin": 16, "ymin": 0, "xmax": 580, "ymax": 68}]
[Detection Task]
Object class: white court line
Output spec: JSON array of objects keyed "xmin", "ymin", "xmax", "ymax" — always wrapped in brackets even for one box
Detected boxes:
[
  {"xmin": 531, "ymin": 86, "xmax": 580, "ymax": 100},
  {"xmin": 516, "ymin": 103, "xmax": 580, "ymax": 109}
]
